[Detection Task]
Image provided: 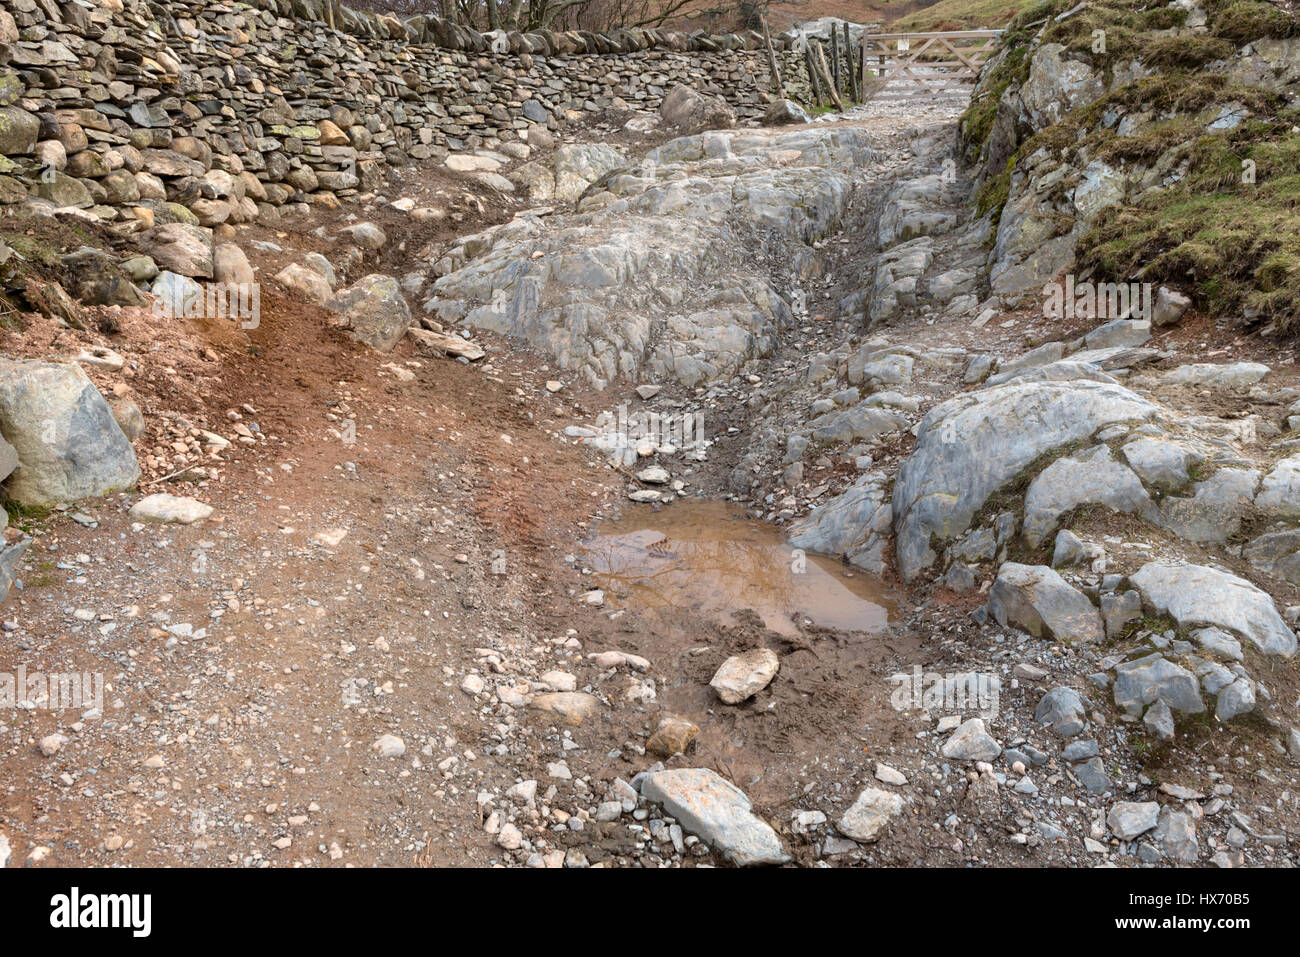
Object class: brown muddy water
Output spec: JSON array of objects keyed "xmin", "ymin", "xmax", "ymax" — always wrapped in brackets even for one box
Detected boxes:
[{"xmin": 582, "ymin": 499, "xmax": 896, "ymax": 636}]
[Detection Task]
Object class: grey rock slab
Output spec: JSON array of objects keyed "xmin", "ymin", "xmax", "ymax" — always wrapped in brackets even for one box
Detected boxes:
[
  {"xmin": 1021, "ymin": 444, "xmax": 1157, "ymax": 546},
  {"xmin": 432, "ymin": 127, "xmax": 871, "ymax": 389},
  {"xmin": 1113, "ymin": 654, "xmax": 1205, "ymax": 717},
  {"xmin": 892, "ymin": 380, "xmax": 1157, "ymax": 581},
  {"xmin": 787, "ymin": 472, "xmax": 891, "ymax": 572},
  {"xmin": 1255, "ymin": 453, "xmax": 1300, "ymax": 519},
  {"xmin": 552, "ymin": 143, "xmax": 625, "ymax": 201},
  {"xmin": 1051, "ymin": 528, "xmax": 1089, "ymax": 568},
  {"xmin": 1062, "ymin": 739, "xmax": 1099, "ymax": 762},
  {"xmin": 1216, "ymin": 677, "xmax": 1256, "ymax": 721},
  {"xmin": 1156, "ymin": 808, "xmax": 1199, "ymax": 863},
  {"xmin": 1083, "ymin": 318, "xmax": 1150, "ymax": 350},
  {"xmin": 988, "ymin": 562, "xmax": 1104, "ymax": 642},
  {"xmin": 1244, "ymin": 528, "xmax": 1300, "ymax": 585},
  {"xmin": 1108, "ymin": 801, "xmax": 1160, "ymax": 840},
  {"xmin": 1120, "ymin": 438, "xmax": 1203, "ymax": 491},
  {"xmin": 1130, "ymin": 561, "xmax": 1296, "ymax": 657},
  {"xmin": 1161, "ymin": 362, "xmax": 1270, "ymax": 390},
  {"xmin": 837, "ymin": 787, "xmax": 906, "ymax": 843},
  {"xmin": 940, "ymin": 717, "xmax": 1002, "ymax": 761},
  {"xmin": 639, "ymin": 768, "xmax": 790, "ymax": 866},
  {"xmin": 1158, "ymin": 468, "xmax": 1260, "ymax": 543},
  {"xmin": 1075, "ymin": 757, "xmax": 1112, "ymax": 794},
  {"xmin": 1101, "ymin": 589, "xmax": 1143, "ymax": 638},
  {"xmin": 0, "ymin": 358, "xmax": 139, "ymax": 506},
  {"xmin": 1191, "ymin": 626, "xmax": 1243, "ymax": 661},
  {"xmin": 1143, "ymin": 699, "xmax": 1175, "ymax": 741},
  {"xmin": 987, "ymin": 341, "xmax": 1066, "ymax": 385},
  {"xmin": 807, "ymin": 403, "xmax": 910, "ymax": 445}
]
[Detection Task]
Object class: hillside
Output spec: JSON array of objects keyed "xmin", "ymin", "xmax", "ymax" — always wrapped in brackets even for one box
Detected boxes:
[
  {"xmin": 961, "ymin": 0, "xmax": 1300, "ymax": 326},
  {"xmin": 888, "ymin": 0, "xmax": 1038, "ymax": 31}
]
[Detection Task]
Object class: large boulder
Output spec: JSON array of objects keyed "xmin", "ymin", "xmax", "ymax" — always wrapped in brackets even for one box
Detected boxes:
[
  {"xmin": 275, "ymin": 263, "xmax": 332, "ymax": 304},
  {"xmin": 551, "ymin": 144, "xmax": 625, "ymax": 201},
  {"xmin": 325, "ymin": 275, "xmax": 412, "ymax": 352},
  {"xmin": 659, "ymin": 83, "xmax": 736, "ymax": 134},
  {"xmin": 0, "ymin": 106, "xmax": 39, "ymax": 155},
  {"xmin": 764, "ymin": 99, "xmax": 811, "ymax": 125},
  {"xmin": 787, "ymin": 472, "xmax": 891, "ymax": 572},
  {"xmin": 988, "ymin": 563, "xmax": 1104, "ymax": 643},
  {"xmin": 892, "ymin": 381, "xmax": 1158, "ymax": 581},
  {"xmin": 141, "ymin": 223, "xmax": 214, "ymax": 279},
  {"xmin": 0, "ymin": 359, "xmax": 139, "ymax": 505},
  {"xmin": 1129, "ymin": 561, "xmax": 1296, "ymax": 657},
  {"xmin": 1021, "ymin": 445, "xmax": 1158, "ymax": 546}
]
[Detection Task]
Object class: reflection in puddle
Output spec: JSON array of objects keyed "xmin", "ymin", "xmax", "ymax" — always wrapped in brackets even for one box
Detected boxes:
[{"xmin": 582, "ymin": 500, "xmax": 895, "ymax": 637}]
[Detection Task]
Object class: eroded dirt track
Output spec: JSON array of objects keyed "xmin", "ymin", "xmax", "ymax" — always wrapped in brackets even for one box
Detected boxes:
[{"xmin": 4, "ymin": 92, "xmax": 1300, "ymax": 869}]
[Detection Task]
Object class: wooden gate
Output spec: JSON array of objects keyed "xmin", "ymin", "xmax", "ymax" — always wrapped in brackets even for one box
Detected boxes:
[{"xmin": 860, "ymin": 30, "xmax": 1002, "ymax": 99}]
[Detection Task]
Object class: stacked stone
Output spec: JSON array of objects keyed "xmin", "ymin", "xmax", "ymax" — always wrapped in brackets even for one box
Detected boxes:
[{"xmin": 0, "ymin": 0, "xmax": 812, "ymax": 240}]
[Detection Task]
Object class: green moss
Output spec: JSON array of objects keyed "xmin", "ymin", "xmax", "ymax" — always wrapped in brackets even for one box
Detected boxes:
[
  {"xmin": 1081, "ymin": 120, "xmax": 1300, "ymax": 328},
  {"xmin": 4, "ymin": 500, "xmax": 51, "ymax": 533},
  {"xmin": 1, "ymin": 233, "xmax": 61, "ymax": 267},
  {"xmin": 964, "ymin": 0, "xmax": 1300, "ymax": 327},
  {"xmin": 1041, "ymin": 1, "xmax": 1189, "ymax": 63},
  {"xmin": 974, "ymin": 163, "xmax": 1012, "ymax": 222}
]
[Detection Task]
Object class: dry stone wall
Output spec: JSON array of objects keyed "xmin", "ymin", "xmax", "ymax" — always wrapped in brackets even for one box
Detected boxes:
[{"xmin": 0, "ymin": 0, "xmax": 813, "ymax": 229}]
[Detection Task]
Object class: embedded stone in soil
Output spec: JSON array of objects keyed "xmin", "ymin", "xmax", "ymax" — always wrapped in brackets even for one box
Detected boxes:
[{"xmin": 581, "ymin": 499, "xmax": 897, "ymax": 637}]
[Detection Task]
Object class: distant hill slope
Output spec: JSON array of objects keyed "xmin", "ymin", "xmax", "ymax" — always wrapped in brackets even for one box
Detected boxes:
[{"xmin": 888, "ymin": 0, "xmax": 1039, "ymax": 32}]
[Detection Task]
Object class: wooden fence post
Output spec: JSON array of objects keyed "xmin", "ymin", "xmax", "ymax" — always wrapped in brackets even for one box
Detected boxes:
[
  {"xmin": 830, "ymin": 28, "xmax": 840, "ymax": 98},
  {"xmin": 760, "ymin": 13, "xmax": 784, "ymax": 99},
  {"xmin": 815, "ymin": 42, "xmax": 844, "ymax": 111}
]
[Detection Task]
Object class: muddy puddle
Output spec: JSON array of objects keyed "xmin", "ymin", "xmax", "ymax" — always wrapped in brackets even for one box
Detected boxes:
[{"xmin": 582, "ymin": 499, "xmax": 896, "ymax": 637}]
